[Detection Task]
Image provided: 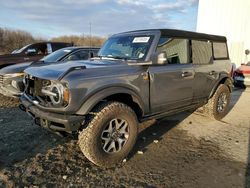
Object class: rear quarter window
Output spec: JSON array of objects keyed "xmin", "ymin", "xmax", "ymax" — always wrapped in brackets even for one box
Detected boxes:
[{"xmin": 213, "ymin": 42, "xmax": 228, "ymax": 59}]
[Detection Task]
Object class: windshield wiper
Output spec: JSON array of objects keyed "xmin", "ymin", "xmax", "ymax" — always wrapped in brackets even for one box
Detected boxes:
[{"xmin": 99, "ymin": 55, "xmax": 128, "ymax": 61}]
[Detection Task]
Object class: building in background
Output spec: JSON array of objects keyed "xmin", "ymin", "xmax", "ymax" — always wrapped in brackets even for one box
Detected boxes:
[{"xmin": 196, "ymin": 0, "xmax": 250, "ymax": 68}]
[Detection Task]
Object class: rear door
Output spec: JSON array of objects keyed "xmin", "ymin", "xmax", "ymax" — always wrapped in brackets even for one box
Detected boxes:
[
  {"xmin": 191, "ymin": 40, "xmax": 217, "ymax": 101},
  {"xmin": 148, "ymin": 37, "xmax": 194, "ymax": 113}
]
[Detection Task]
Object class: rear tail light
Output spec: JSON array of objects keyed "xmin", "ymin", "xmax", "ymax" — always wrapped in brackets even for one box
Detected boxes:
[{"xmin": 234, "ymin": 71, "xmax": 244, "ymax": 77}]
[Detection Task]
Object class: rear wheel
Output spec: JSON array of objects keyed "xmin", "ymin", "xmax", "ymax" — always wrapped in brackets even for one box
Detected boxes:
[
  {"xmin": 201, "ymin": 84, "xmax": 231, "ymax": 120},
  {"xmin": 78, "ymin": 102, "xmax": 138, "ymax": 168}
]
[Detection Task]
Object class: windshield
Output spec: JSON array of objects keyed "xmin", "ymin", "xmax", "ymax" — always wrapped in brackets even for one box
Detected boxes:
[
  {"xmin": 41, "ymin": 48, "xmax": 72, "ymax": 62},
  {"xmin": 98, "ymin": 35, "xmax": 154, "ymax": 60},
  {"xmin": 13, "ymin": 44, "xmax": 31, "ymax": 54}
]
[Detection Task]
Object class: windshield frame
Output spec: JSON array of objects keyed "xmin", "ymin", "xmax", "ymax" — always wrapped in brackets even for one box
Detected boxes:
[
  {"xmin": 13, "ymin": 44, "xmax": 31, "ymax": 54},
  {"xmin": 98, "ymin": 32, "xmax": 159, "ymax": 62}
]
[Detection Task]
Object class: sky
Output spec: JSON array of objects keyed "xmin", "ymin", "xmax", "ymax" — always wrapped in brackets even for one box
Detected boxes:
[{"xmin": 0, "ymin": 0, "xmax": 199, "ymax": 39}]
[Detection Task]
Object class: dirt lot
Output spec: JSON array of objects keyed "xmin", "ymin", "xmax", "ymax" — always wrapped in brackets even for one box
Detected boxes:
[{"xmin": 0, "ymin": 88, "xmax": 250, "ymax": 187}]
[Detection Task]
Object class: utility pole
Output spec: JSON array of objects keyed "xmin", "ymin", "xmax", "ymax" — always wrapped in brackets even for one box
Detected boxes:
[{"xmin": 89, "ymin": 22, "xmax": 92, "ymax": 48}]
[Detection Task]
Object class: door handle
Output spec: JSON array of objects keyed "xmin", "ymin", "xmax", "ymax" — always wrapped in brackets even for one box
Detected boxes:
[
  {"xmin": 181, "ymin": 72, "xmax": 193, "ymax": 77},
  {"xmin": 209, "ymin": 71, "xmax": 216, "ymax": 75},
  {"xmin": 24, "ymin": 57, "xmax": 30, "ymax": 61}
]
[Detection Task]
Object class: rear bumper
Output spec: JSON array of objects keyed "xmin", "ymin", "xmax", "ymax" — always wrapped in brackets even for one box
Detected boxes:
[
  {"xmin": 20, "ymin": 95, "xmax": 84, "ymax": 133},
  {"xmin": 234, "ymin": 76, "xmax": 250, "ymax": 86}
]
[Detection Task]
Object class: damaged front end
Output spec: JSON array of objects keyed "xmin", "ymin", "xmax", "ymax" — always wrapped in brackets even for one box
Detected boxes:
[
  {"xmin": 23, "ymin": 74, "xmax": 70, "ymax": 108},
  {"xmin": 20, "ymin": 74, "xmax": 84, "ymax": 135}
]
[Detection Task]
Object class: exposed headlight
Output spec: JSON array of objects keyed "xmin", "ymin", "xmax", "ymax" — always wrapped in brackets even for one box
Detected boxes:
[
  {"xmin": 50, "ymin": 84, "xmax": 64, "ymax": 105},
  {"xmin": 5, "ymin": 73, "xmax": 24, "ymax": 78},
  {"xmin": 41, "ymin": 82, "xmax": 70, "ymax": 106}
]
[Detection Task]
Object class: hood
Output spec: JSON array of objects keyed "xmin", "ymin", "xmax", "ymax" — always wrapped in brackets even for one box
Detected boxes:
[
  {"xmin": 236, "ymin": 65, "xmax": 250, "ymax": 74},
  {"xmin": 24, "ymin": 59, "xmax": 124, "ymax": 80},
  {"xmin": 0, "ymin": 62, "xmax": 32, "ymax": 74}
]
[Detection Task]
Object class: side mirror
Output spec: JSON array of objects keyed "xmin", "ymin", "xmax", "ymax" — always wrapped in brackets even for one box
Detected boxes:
[
  {"xmin": 26, "ymin": 48, "xmax": 37, "ymax": 56},
  {"xmin": 151, "ymin": 51, "xmax": 167, "ymax": 65},
  {"xmin": 245, "ymin": 49, "xmax": 250, "ymax": 55}
]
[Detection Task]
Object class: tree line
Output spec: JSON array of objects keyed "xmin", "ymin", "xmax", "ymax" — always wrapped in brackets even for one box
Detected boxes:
[
  {"xmin": 0, "ymin": 28, "xmax": 36, "ymax": 54},
  {"xmin": 0, "ymin": 28, "xmax": 106, "ymax": 55}
]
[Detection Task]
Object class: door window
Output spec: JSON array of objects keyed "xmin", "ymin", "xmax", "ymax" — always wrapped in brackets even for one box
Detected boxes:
[
  {"xmin": 192, "ymin": 40, "xmax": 213, "ymax": 64},
  {"xmin": 65, "ymin": 50, "xmax": 89, "ymax": 61},
  {"xmin": 47, "ymin": 43, "xmax": 53, "ymax": 54},
  {"xmin": 157, "ymin": 38, "xmax": 190, "ymax": 64},
  {"xmin": 26, "ymin": 43, "xmax": 48, "ymax": 55}
]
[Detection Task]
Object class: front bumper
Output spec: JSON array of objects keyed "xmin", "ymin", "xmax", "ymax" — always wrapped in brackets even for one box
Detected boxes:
[
  {"xmin": 0, "ymin": 77, "xmax": 24, "ymax": 98},
  {"xmin": 0, "ymin": 85, "xmax": 21, "ymax": 98},
  {"xmin": 20, "ymin": 95, "xmax": 85, "ymax": 133}
]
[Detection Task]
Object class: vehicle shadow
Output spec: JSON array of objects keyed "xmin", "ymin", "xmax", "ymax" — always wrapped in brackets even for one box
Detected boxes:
[
  {"xmin": 128, "ymin": 87, "xmax": 245, "ymax": 162},
  {"xmin": 128, "ymin": 113, "xmax": 191, "ymax": 160},
  {"xmin": 0, "ymin": 106, "xmax": 71, "ymax": 169}
]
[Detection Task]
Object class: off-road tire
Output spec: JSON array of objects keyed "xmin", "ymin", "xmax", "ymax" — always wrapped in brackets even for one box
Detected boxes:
[
  {"xmin": 78, "ymin": 102, "xmax": 138, "ymax": 168},
  {"xmin": 202, "ymin": 84, "xmax": 231, "ymax": 120}
]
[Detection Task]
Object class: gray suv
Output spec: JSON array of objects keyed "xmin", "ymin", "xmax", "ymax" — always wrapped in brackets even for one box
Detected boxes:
[{"xmin": 20, "ymin": 29, "xmax": 233, "ymax": 167}]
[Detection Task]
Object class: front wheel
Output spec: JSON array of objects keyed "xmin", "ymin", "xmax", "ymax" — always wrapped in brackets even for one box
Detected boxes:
[
  {"xmin": 78, "ymin": 102, "xmax": 138, "ymax": 168},
  {"xmin": 202, "ymin": 84, "xmax": 231, "ymax": 120}
]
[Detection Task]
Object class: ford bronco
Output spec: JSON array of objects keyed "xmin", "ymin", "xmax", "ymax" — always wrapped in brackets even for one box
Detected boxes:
[{"xmin": 20, "ymin": 29, "xmax": 233, "ymax": 167}]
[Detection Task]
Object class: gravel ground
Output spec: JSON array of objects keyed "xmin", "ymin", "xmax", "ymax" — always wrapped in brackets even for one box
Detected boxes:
[{"xmin": 0, "ymin": 88, "xmax": 250, "ymax": 187}]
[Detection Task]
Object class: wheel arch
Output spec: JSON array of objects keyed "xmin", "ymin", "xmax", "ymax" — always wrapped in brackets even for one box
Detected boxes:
[
  {"xmin": 76, "ymin": 86, "xmax": 145, "ymax": 119},
  {"xmin": 209, "ymin": 74, "xmax": 233, "ymax": 99}
]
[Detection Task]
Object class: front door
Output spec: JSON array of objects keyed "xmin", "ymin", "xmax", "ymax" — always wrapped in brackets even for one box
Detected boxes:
[{"xmin": 148, "ymin": 38, "xmax": 194, "ymax": 113}]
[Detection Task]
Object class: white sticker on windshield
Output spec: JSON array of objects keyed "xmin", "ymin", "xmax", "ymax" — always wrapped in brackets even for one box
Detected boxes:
[{"xmin": 132, "ymin": 37, "xmax": 150, "ymax": 43}]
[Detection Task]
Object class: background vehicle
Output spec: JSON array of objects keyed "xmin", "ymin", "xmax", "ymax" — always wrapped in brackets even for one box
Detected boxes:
[
  {"xmin": 233, "ymin": 62, "xmax": 250, "ymax": 87},
  {"xmin": 20, "ymin": 29, "xmax": 233, "ymax": 168},
  {"xmin": 0, "ymin": 47, "xmax": 100, "ymax": 97},
  {"xmin": 0, "ymin": 42, "xmax": 73, "ymax": 68},
  {"xmin": 233, "ymin": 49, "xmax": 250, "ymax": 87}
]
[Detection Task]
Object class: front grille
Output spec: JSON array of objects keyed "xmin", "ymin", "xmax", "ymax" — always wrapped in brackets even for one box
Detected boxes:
[
  {"xmin": 0, "ymin": 74, "xmax": 4, "ymax": 86},
  {"xmin": 25, "ymin": 75, "xmax": 52, "ymax": 107}
]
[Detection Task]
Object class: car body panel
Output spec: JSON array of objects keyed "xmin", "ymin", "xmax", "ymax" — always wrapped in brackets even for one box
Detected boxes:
[{"xmin": 148, "ymin": 63, "xmax": 194, "ymax": 113}]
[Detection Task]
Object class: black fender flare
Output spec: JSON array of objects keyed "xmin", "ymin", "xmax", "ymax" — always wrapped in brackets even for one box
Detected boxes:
[
  {"xmin": 76, "ymin": 86, "xmax": 145, "ymax": 115},
  {"xmin": 209, "ymin": 74, "xmax": 233, "ymax": 99}
]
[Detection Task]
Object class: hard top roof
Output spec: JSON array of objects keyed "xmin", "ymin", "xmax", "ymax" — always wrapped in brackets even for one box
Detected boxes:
[{"xmin": 115, "ymin": 29, "xmax": 227, "ymax": 42}]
